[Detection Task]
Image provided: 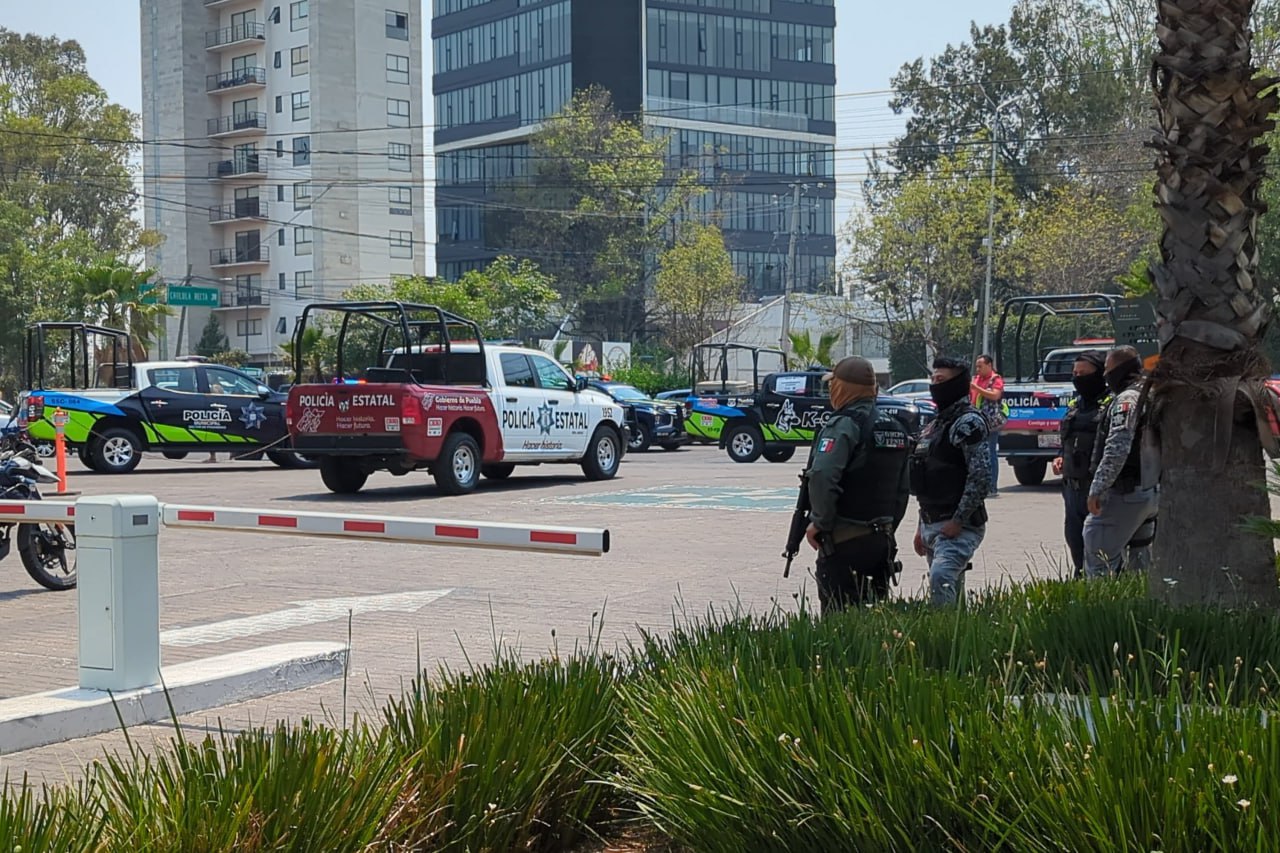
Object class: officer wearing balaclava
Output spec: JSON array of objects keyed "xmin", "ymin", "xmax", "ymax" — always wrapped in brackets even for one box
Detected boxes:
[
  {"xmin": 909, "ymin": 356, "xmax": 992, "ymax": 606},
  {"xmin": 1082, "ymin": 346, "xmax": 1158, "ymax": 577},
  {"xmin": 1052, "ymin": 350, "xmax": 1109, "ymax": 576},
  {"xmin": 802, "ymin": 356, "xmax": 912, "ymax": 613}
]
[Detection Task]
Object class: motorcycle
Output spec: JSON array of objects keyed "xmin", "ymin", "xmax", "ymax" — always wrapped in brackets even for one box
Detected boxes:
[{"xmin": 0, "ymin": 435, "xmax": 76, "ymax": 590}]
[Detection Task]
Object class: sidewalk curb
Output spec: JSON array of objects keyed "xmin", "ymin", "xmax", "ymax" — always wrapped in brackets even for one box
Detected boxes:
[{"xmin": 0, "ymin": 641, "xmax": 347, "ymax": 754}]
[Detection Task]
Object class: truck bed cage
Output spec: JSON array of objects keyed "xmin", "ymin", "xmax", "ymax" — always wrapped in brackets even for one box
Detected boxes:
[
  {"xmin": 25, "ymin": 322, "xmax": 134, "ymax": 391},
  {"xmin": 294, "ymin": 301, "xmax": 487, "ymax": 386},
  {"xmin": 995, "ymin": 294, "xmax": 1121, "ymax": 383},
  {"xmin": 691, "ymin": 342, "xmax": 789, "ymax": 393}
]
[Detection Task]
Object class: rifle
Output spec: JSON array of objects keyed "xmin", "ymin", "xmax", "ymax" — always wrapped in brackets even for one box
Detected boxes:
[{"xmin": 783, "ymin": 472, "xmax": 811, "ymax": 578}]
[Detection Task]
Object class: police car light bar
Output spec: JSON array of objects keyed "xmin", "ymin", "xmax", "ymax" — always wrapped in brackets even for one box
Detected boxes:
[{"xmin": 161, "ymin": 504, "xmax": 610, "ymax": 556}]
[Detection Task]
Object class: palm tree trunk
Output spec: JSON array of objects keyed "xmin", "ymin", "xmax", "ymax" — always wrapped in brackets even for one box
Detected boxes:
[{"xmin": 1149, "ymin": 0, "xmax": 1280, "ymax": 606}]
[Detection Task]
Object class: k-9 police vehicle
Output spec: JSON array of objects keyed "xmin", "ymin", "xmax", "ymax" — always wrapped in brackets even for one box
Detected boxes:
[
  {"xmin": 285, "ymin": 302, "xmax": 628, "ymax": 495},
  {"xmin": 19, "ymin": 323, "xmax": 310, "ymax": 474},
  {"xmin": 680, "ymin": 342, "xmax": 788, "ymax": 444},
  {"xmin": 718, "ymin": 369, "xmax": 934, "ymax": 463}
]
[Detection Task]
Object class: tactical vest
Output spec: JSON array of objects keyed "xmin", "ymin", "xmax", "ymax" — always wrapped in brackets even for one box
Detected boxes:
[
  {"xmin": 909, "ymin": 402, "xmax": 973, "ymax": 517},
  {"xmin": 1059, "ymin": 394, "xmax": 1109, "ymax": 482},
  {"xmin": 1091, "ymin": 387, "xmax": 1143, "ymax": 491},
  {"xmin": 834, "ymin": 403, "xmax": 912, "ymax": 523}
]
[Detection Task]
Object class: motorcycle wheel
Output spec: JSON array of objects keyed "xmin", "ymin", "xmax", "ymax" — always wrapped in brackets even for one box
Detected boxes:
[{"xmin": 18, "ymin": 522, "xmax": 76, "ymax": 591}]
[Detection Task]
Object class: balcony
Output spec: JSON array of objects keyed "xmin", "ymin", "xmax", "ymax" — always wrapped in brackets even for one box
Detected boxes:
[
  {"xmin": 210, "ymin": 245, "xmax": 270, "ymax": 267},
  {"xmin": 206, "ymin": 22, "xmax": 266, "ymax": 51},
  {"xmin": 645, "ymin": 96, "xmax": 811, "ymax": 134},
  {"xmin": 209, "ymin": 199, "xmax": 268, "ymax": 223},
  {"xmin": 208, "ymin": 152, "xmax": 265, "ymax": 178},
  {"xmin": 204, "ymin": 0, "xmax": 256, "ymax": 6},
  {"xmin": 207, "ymin": 112, "xmax": 266, "ymax": 138},
  {"xmin": 220, "ymin": 287, "xmax": 269, "ymax": 308},
  {"xmin": 206, "ymin": 67, "xmax": 266, "ymax": 94}
]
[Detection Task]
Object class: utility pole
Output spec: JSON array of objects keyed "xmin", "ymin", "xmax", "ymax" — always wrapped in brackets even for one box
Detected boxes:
[
  {"xmin": 981, "ymin": 94, "xmax": 1016, "ymax": 360},
  {"xmin": 780, "ymin": 182, "xmax": 802, "ymax": 356}
]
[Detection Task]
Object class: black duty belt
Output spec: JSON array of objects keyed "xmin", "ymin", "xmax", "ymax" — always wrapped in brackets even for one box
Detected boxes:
[{"xmin": 918, "ymin": 507, "xmax": 956, "ymax": 524}]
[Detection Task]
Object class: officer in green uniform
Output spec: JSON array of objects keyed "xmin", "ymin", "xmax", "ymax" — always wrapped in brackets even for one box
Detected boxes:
[{"xmin": 803, "ymin": 356, "xmax": 912, "ymax": 612}]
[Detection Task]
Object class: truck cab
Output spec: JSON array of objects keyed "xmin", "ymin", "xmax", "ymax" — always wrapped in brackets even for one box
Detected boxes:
[{"xmin": 284, "ymin": 301, "xmax": 628, "ymax": 495}]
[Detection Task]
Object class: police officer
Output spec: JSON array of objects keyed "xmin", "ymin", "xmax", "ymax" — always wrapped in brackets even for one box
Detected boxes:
[
  {"xmin": 910, "ymin": 357, "xmax": 991, "ymax": 606},
  {"xmin": 1051, "ymin": 350, "xmax": 1109, "ymax": 576},
  {"xmin": 803, "ymin": 356, "xmax": 911, "ymax": 613},
  {"xmin": 1083, "ymin": 346, "xmax": 1158, "ymax": 577}
]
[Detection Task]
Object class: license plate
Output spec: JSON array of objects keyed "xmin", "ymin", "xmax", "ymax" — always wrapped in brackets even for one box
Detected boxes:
[{"xmin": 1037, "ymin": 434, "xmax": 1062, "ymax": 449}]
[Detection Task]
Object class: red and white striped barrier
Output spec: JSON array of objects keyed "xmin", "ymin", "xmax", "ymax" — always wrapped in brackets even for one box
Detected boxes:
[
  {"xmin": 161, "ymin": 504, "xmax": 609, "ymax": 556},
  {"xmin": 0, "ymin": 500, "xmax": 76, "ymax": 523}
]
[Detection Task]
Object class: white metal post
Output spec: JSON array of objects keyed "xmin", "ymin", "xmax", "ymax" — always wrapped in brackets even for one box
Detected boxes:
[{"xmin": 76, "ymin": 495, "xmax": 161, "ymax": 692}]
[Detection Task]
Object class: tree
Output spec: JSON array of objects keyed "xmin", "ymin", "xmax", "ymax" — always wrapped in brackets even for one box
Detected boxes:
[
  {"xmin": 343, "ymin": 256, "xmax": 558, "ymax": 341},
  {"xmin": 71, "ymin": 262, "xmax": 170, "ymax": 359},
  {"xmin": 491, "ymin": 87, "xmax": 702, "ymax": 341},
  {"xmin": 849, "ymin": 147, "xmax": 1019, "ymax": 365},
  {"xmin": 195, "ymin": 314, "xmax": 229, "ymax": 359},
  {"xmin": 1147, "ymin": 0, "xmax": 1279, "ymax": 606},
  {"xmin": 653, "ymin": 224, "xmax": 741, "ymax": 354},
  {"xmin": 211, "ymin": 349, "xmax": 250, "ymax": 368},
  {"xmin": 788, "ymin": 330, "xmax": 841, "ymax": 369}
]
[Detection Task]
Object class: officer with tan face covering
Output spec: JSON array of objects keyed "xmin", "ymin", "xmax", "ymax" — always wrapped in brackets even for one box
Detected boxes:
[{"xmin": 803, "ymin": 356, "xmax": 912, "ymax": 612}]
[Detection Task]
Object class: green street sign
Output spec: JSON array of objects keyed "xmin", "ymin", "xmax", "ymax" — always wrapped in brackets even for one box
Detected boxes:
[{"xmin": 140, "ymin": 284, "xmax": 221, "ymax": 307}]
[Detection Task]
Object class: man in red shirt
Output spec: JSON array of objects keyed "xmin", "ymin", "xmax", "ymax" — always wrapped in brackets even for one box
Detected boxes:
[{"xmin": 971, "ymin": 354, "xmax": 1006, "ymax": 497}]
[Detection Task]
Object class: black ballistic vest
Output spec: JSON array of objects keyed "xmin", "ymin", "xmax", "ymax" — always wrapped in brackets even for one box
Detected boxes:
[
  {"xmin": 1060, "ymin": 395, "xmax": 1108, "ymax": 482},
  {"xmin": 834, "ymin": 404, "xmax": 912, "ymax": 523},
  {"xmin": 909, "ymin": 403, "xmax": 972, "ymax": 516},
  {"xmin": 1091, "ymin": 390, "xmax": 1143, "ymax": 491}
]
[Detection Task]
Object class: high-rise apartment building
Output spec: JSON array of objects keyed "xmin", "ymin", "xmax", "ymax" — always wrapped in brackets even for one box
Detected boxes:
[
  {"xmin": 432, "ymin": 0, "xmax": 836, "ymax": 298},
  {"xmin": 141, "ymin": 0, "xmax": 427, "ymax": 365}
]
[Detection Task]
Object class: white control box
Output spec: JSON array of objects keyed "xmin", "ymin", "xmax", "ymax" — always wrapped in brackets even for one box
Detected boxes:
[{"xmin": 75, "ymin": 495, "xmax": 161, "ymax": 692}]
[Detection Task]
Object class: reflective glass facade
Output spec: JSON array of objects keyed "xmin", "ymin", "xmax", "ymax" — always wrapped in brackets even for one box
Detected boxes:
[{"xmin": 433, "ymin": 0, "xmax": 836, "ymax": 292}]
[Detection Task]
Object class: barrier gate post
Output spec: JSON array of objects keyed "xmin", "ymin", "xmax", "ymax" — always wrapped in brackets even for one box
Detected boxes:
[{"xmin": 76, "ymin": 495, "xmax": 162, "ymax": 692}]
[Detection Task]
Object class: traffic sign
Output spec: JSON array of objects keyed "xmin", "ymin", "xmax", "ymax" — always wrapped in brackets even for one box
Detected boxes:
[{"xmin": 139, "ymin": 284, "xmax": 221, "ymax": 307}]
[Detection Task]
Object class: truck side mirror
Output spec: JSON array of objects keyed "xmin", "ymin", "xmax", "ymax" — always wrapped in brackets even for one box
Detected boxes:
[{"xmin": 257, "ymin": 385, "xmax": 272, "ymax": 399}]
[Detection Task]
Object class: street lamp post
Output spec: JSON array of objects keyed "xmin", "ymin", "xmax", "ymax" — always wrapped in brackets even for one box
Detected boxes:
[{"xmin": 981, "ymin": 94, "xmax": 1017, "ymax": 360}]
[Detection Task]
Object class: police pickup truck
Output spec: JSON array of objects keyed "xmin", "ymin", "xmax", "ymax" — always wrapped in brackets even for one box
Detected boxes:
[
  {"xmin": 19, "ymin": 323, "xmax": 309, "ymax": 474},
  {"xmin": 284, "ymin": 302, "xmax": 629, "ymax": 495},
  {"xmin": 718, "ymin": 369, "xmax": 934, "ymax": 463}
]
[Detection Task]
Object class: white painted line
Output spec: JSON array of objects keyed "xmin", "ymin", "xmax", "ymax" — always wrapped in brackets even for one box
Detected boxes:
[
  {"xmin": 160, "ymin": 589, "xmax": 453, "ymax": 647},
  {"xmin": 0, "ymin": 642, "xmax": 346, "ymax": 754}
]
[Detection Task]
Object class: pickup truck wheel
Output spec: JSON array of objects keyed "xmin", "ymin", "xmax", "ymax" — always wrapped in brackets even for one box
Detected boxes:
[
  {"xmin": 1013, "ymin": 459, "xmax": 1048, "ymax": 487},
  {"xmin": 268, "ymin": 450, "xmax": 315, "ymax": 469},
  {"xmin": 482, "ymin": 463, "xmax": 515, "ymax": 481},
  {"xmin": 162, "ymin": 451, "xmax": 189, "ymax": 461},
  {"xmin": 434, "ymin": 432, "xmax": 481, "ymax": 495},
  {"xmin": 763, "ymin": 446, "xmax": 796, "ymax": 463},
  {"xmin": 627, "ymin": 423, "xmax": 652, "ymax": 453},
  {"xmin": 724, "ymin": 424, "xmax": 763, "ymax": 463},
  {"xmin": 78, "ymin": 443, "xmax": 99, "ymax": 471},
  {"xmin": 92, "ymin": 428, "xmax": 142, "ymax": 474},
  {"xmin": 319, "ymin": 458, "xmax": 368, "ymax": 494},
  {"xmin": 582, "ymin": 427, "xmax": 621, "ymax": 481}
]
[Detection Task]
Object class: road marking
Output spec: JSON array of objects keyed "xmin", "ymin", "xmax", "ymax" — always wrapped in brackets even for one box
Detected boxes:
[
  {"xmin": 552, "ymin": 485, "xmax": 795, "ymax": 513},
  {"xmin": 160, "ymin": 589, "xmax": 453, "ymax": 647}
]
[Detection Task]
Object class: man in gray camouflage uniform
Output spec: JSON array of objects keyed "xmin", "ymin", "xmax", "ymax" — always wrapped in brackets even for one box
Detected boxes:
[
  {"xmin": 910, "ymin": 357, "xmax": 991, "ymax": 606},
  {"xmin": 1083, "ymin": 346, "xmax": 1158, "ymax": 577}
]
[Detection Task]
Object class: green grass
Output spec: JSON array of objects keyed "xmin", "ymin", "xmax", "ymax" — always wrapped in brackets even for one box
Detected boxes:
[{"xmin": 2, "ymin": 577, "xmax": 1278, "ymax": 851}]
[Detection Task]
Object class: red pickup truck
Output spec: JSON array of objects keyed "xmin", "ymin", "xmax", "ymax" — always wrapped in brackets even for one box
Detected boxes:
[{"xmin": 285, "ymin": 302, "xmax": 629, "ymax": 495}]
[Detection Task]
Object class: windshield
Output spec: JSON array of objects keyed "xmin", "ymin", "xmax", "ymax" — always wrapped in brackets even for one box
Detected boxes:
[{"xmin": 605, "ymin": 384, "xmax": 649, "ymax": 401}]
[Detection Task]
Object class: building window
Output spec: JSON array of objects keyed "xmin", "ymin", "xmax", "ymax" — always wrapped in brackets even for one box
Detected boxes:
[
  {"xmin": 386, "ymin": 53, "xmax": 409, "ymax": 84},
  {"xmin": 276, "ymin": 140, "xmax": 284, "ymax": 158},
  {"xmin": 386, "ymin": 10, "xmax": 408, "ymax": 41},
  {"xmin": 290, "ymin": 0, "xmax": 308, "ymax": 31},
  {"xmin": 293, "ymin": 182, "xmax": 312, "ymax": 210},
  {"xmin": 294, "ymin": 226, "xmax": 312, "ymax": 255},
  {"xmin": 291, "ymin": 91, "xmax": 310, "ymax": 121},
  {"xmin": 291, "ymin": 45, "xmax": 309, "ymax": 76},
  {"xmin": 292, "ymin": 136, "xmax": 310, "ymax": 166},
  {"xmin": 387, "ymin": 98, "xmax": 410, "ymax": 127},
  {"xmin": 237, "ymin": 319, "xmax": 264, "ymax": 337},
  {"xmin": 389, "ymin": 230, "xmax": 413, "ymax": 259},
  {"xmin": 279, "ymin": 272, "xmax": 287, "ymax": 290},
  {"xmin": 389, "ymin": 186, "xmax": 411, "ymax": 215},
  {"xmin": 278, "ymin": 228, "xmax": 285, "ymax": 246},
  {"xmin": 388, "ymin": 142, "xmax": 411, "ymax": 171},
  {"xmin": 295, "ymin": 270, "xmax": 312, "ymax": 295},
  {"xmin": 275, "ymin": 94, "xmax": 283, "ymax": 113},
  {"xmin": 273, "ymin": 50, "xmax": 282, "ymax": 69}
]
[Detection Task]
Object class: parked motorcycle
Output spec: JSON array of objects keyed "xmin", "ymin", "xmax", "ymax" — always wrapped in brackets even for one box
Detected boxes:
[{"xmin": 0, "ymin": 435, "xmax": 76, "ymax": 590}]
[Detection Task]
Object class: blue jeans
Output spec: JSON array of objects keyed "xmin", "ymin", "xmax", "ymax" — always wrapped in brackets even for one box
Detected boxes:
[
  {"xmin": 986, "ymin": 432, "xmax": 1000, "ymax": 494},
  {"xmin": 920, "ymin": 519, "xmax": 985, "ymax": 606}
]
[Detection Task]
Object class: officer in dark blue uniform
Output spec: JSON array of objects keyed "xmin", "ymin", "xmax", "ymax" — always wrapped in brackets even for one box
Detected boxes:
[
  {"xmin": 803, "ymin": 356, "xmax": 912, "ymax": 612},
  {"xmin": 1051, "ymin": 350, "xmax": 1108, "ymax": 576}
]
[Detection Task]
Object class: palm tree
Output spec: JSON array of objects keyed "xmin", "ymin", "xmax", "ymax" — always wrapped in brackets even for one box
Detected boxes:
[
  {"xmin": 72, "ymin": 263, "xmax": 170, "ymax": 361},
  {"xmin": 788, "ymin": 330, "xmax": 841, "ymax": 370},
  {"xmin": 278, "ymin": 324, "xmax": 332, "ymax": 382},
  {"xmin": 1148, "ymin": 0, "xmax": 1280, "ymax": 606}
]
